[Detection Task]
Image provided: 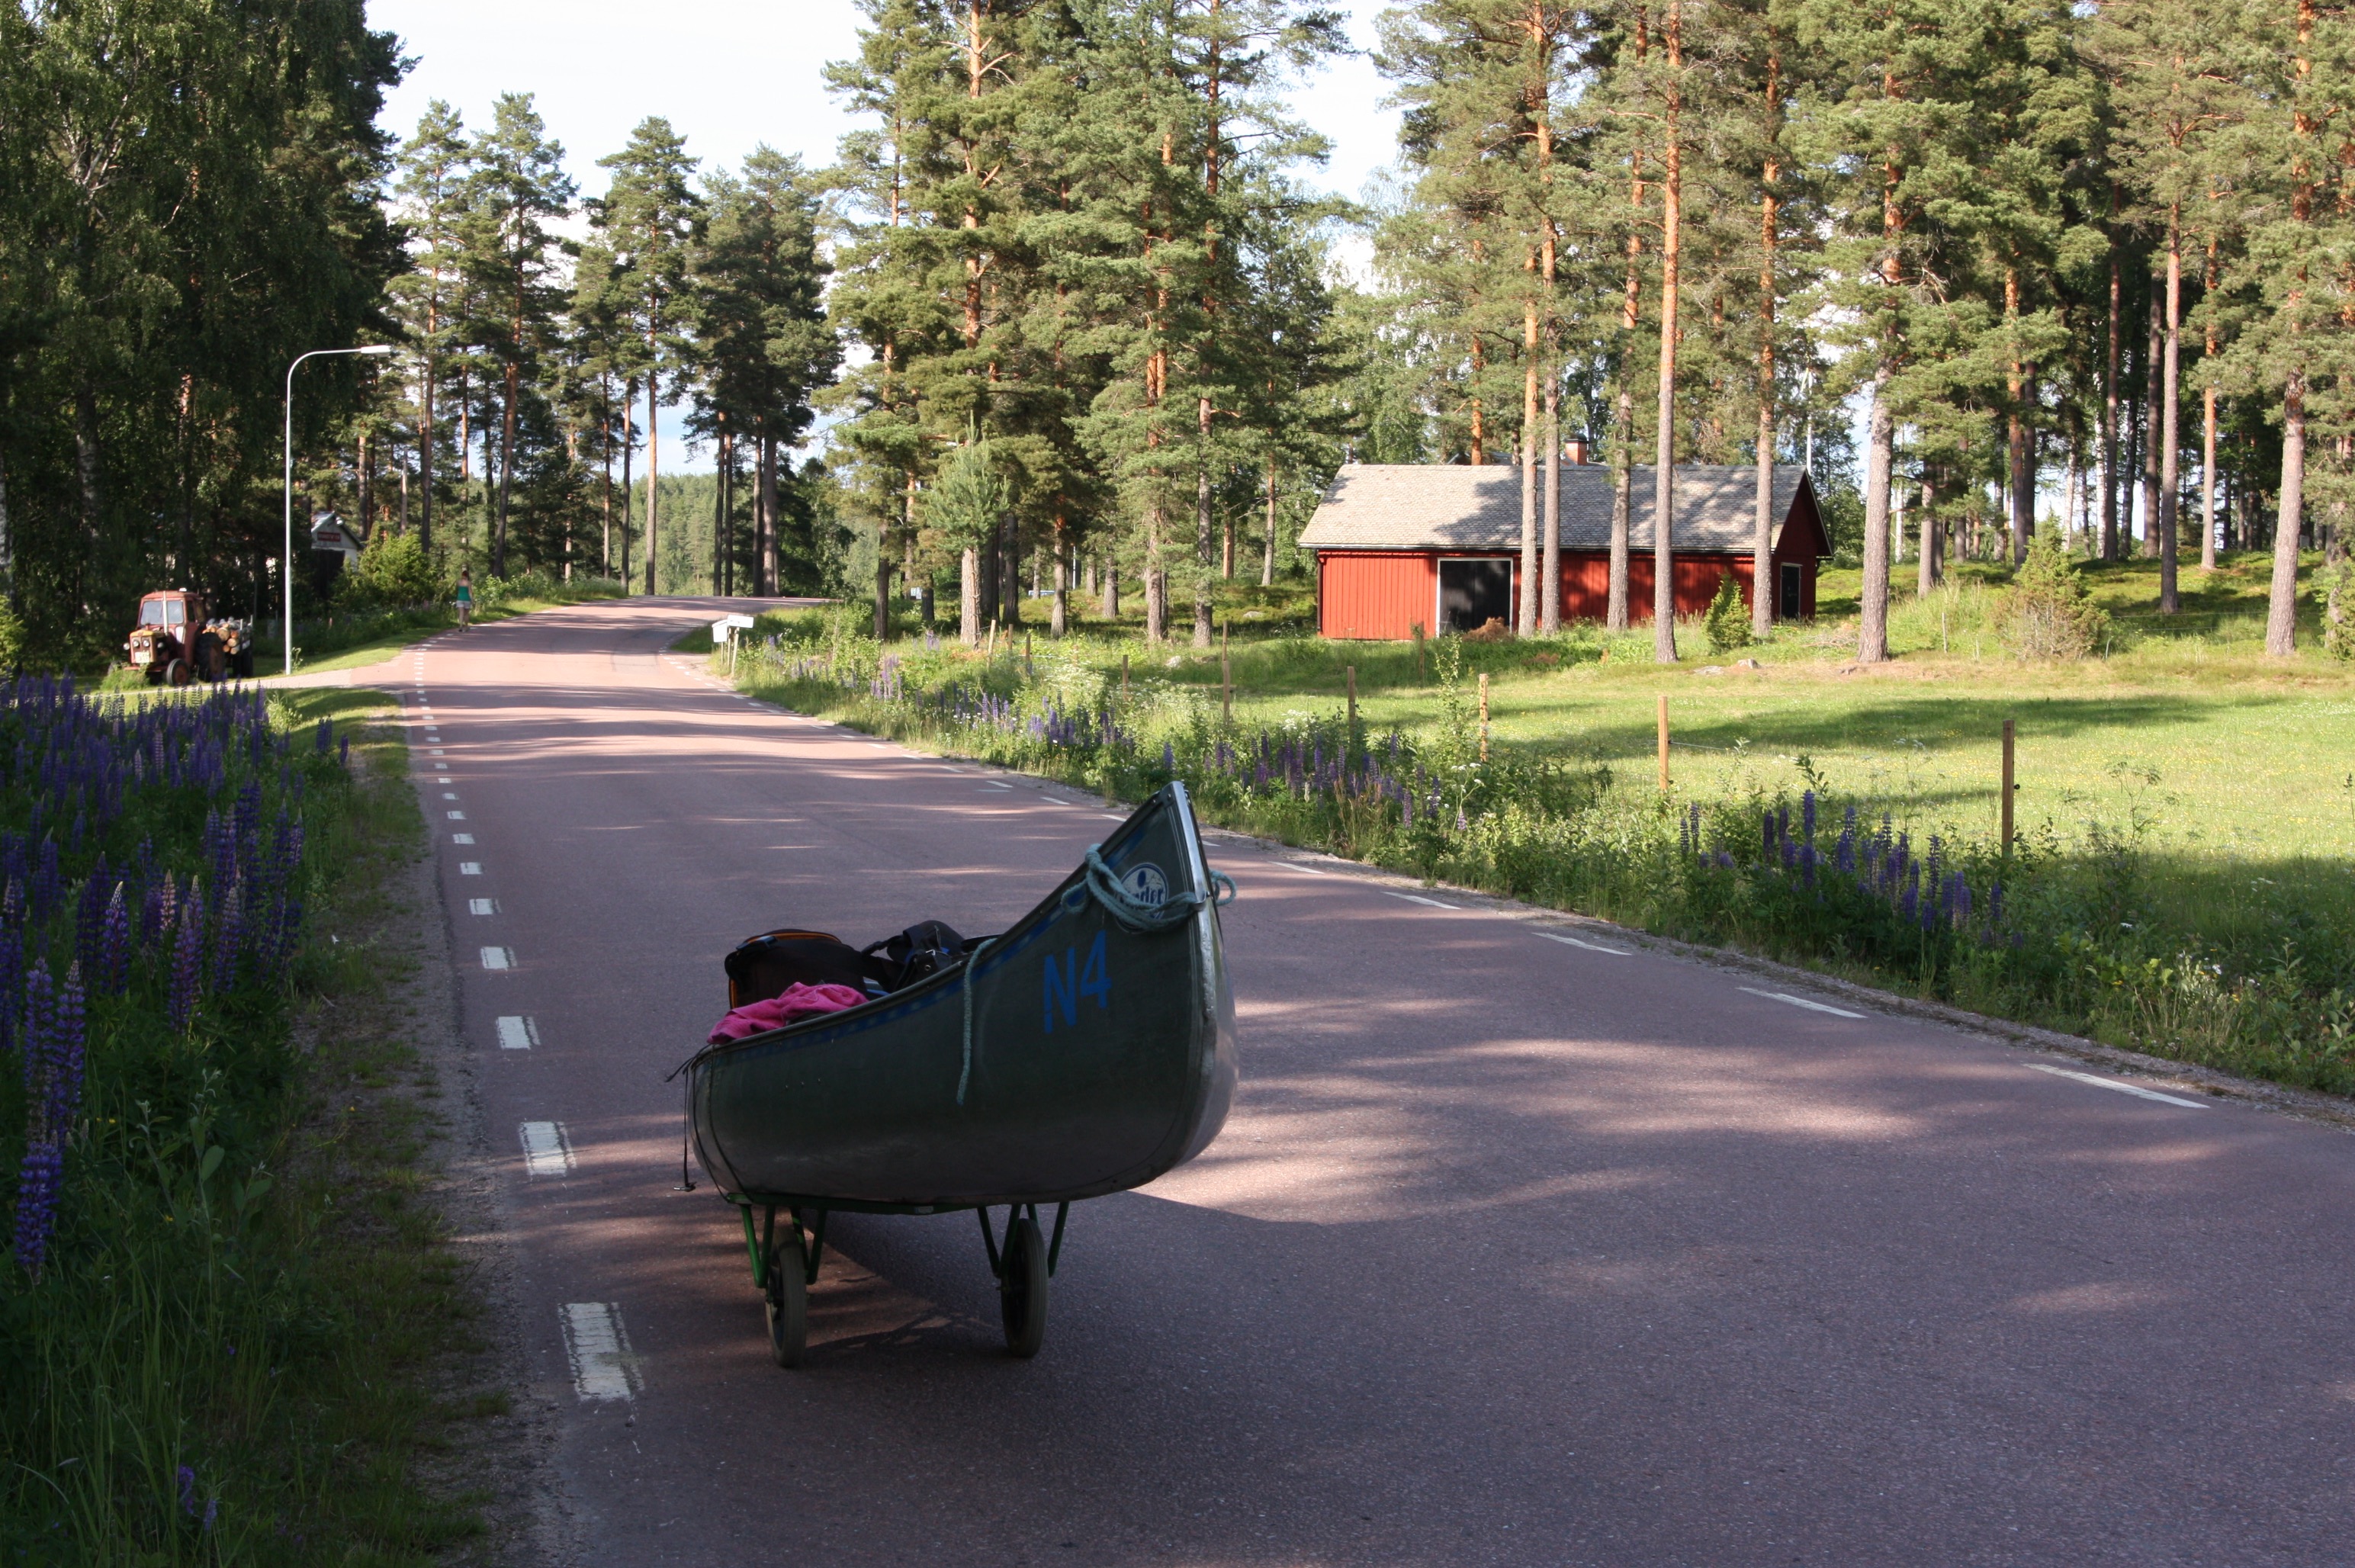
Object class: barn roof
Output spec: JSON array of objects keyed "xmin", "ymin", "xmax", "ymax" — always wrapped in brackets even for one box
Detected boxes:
[{"xmin": 1296, "ymin": 463, "xmax": 1822, "ymax": 554}]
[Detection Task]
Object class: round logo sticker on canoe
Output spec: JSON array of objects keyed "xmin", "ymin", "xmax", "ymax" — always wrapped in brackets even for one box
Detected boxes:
[{"xmin": 1122, "ymin": 863, "xmax": 1170, "ymax": 908}]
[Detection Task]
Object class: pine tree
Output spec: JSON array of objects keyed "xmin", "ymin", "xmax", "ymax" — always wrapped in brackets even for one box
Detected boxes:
[
  {"xmin": 592, "ymin": 118, "xmax": 702, "ymax": 597},
  {"xmin": 461, "ymin": 94, "xmax": 574, "ymax": 578}
]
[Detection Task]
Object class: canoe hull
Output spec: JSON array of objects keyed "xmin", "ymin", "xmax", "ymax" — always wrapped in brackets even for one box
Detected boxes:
[{"xmin": 686, "ymin": 783, "xmax": 1235, "ymax": 1210}]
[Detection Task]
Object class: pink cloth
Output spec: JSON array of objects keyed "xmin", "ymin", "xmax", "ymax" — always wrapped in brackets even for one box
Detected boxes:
[{"xmin": 708, "ymin": 982, "xmax": 868, "ymax": 1043}]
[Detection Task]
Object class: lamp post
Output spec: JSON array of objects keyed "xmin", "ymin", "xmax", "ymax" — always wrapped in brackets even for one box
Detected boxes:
[{"xmin": 284, "ymin": 345, "xmax": 396, "ymax": 673}]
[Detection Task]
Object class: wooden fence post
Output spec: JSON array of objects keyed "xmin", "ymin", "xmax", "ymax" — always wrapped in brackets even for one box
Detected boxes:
[
  {"xmin": 1412, "ymin": 622, "xmax": 1426, "ymax": 682},
  {"xmin": 2001, "ymin": 718, "xmax": 2016, "ymax": 853},
  {"xmin": 1657, "ymin": 695, "xmax": 1671, "ymax": 791},
  {"xmin": 1478, "ymin": 673, "xmax": 1490, "ymax": 762}
]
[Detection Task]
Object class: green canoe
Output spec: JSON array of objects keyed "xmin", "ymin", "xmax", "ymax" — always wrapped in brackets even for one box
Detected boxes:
[{"xmin": 681, "ymin": 781, "xmax": 1237, "ymax": 1364}]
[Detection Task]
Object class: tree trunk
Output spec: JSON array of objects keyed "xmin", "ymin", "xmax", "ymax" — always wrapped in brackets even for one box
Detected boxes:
[
  {"xmin": 2265, "ymin": 374, "xmax": 2304, "ymax": 655},
  {"xmin": 1001, "ymin": 510, "xmax": 1021, "ymax": 628},
  {"xmin": 358, "ymin": 430, "xmax": 374, "ymax": 545},
  {"xmin": 418, "ymin": 353, "xmax": 436, "ymax": 554},
  {"xmin": 1262, "ymin": 455, "xmax": 1277, "ymax": 587},
  {"xmin": 645, "ymin": 370, "xmax": 660, "ymax": 596},
  {"xmin": 1860, "ymin": 369, "xmax": 1894, "ymax": 664},
  {"xmin": 1754, "ymin": 51, "xmax": 1780, "ymax": 639},
  {"xmin": 1144, "ymin": 496, "xmax": 1165, "ymax": 643},
  {"xmin": 2100, "ymin": 201, "xmax": 2119, "ymax": 561},
  {"xmin": 496, "ymin": 360, "xmax": 518, "ymax": 576},
  {"xmin": 1543, "ymin": 373, "xmax": 1561, "ymax": 633},
  {"xmin": 1194, "ymin": 397, "xmax": 1214, "ymax": 647},
  {"xmin": 1919, "ymin": 471, "xmax": 1939, "ymax": 595},
  {"xmin": 2201, "ymin": 236, "xmax": 2220, "ymax": 570},
  {"xmin": 618, "ymin": 396, "xmax": 633, "ymax": 588},
  {"xmin": 75, "ymin": 387, "xmax": 101, "ymax": 582},
  {"xmin": 1102, "ymin": 544, "xmax": 1120, "ymax": 619},
  {"xmin": 715, "ymin": 427, "xmax": 731, "ymax": 596},
  {"xmin": 961, "ymin": 545, "xmax": 981, "ymax": 645},
  {"xmin": 1651, "ymin": 0, "xmax": 1683, "ymax": 664},
  {"xmin": 2159, "ymin": 214, "xmax": 2183, "ymax": 611},
  {"xmin": 2142, "ymin": 268, "xmax": 2162, "ymax": 558},
  {"xmin": 873, "ymin": 461, "xmax": 894, "ymax": 638},
  {"xmin": 1519, "ymin": 301, "xmax": 1540, "ymax": 636},
  {"xmin": 1052, "ymin": 510, "xmax": 1068, "ymax": 635}
]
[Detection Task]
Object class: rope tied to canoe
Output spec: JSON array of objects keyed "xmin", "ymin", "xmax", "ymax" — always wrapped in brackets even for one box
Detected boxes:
[
  {"xmin": 959, "ymin": 847, "xmax": 1236, "ymax": 1107},
  {"xmin": 1070, "ymin": 845, "xmax": 1237, "ymax": 933}
]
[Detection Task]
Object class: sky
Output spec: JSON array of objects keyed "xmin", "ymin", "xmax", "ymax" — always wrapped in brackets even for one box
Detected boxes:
[{"xmin": 370, "ymin": 0, "xmax": 1403, "ymax": 473}]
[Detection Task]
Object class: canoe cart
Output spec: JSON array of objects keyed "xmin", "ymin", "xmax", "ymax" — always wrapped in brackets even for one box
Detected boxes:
[{"xmin": 679, "ymin": 782, "xmax": 1238, "ymax": 1365}]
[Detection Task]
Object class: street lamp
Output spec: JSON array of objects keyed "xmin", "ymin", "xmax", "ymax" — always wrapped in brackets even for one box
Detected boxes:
[{"xmin": 284, "ymin": 345, "xmax": 396, "ymax": 673}]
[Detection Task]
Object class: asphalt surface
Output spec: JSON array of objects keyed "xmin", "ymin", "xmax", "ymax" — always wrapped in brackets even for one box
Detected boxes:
[{"xmin": 390, "ymin": 599, "xmax": 2353, "ymax": 1566}]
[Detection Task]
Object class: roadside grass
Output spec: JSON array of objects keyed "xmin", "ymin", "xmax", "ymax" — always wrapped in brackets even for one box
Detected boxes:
[
  {"xmin": 714, "ymin": 583, "xmax": 2355, "ymax": 1097},
  {"xmin": 0, "ymin": 683, "xmax": 506, "ymax": 1565}
]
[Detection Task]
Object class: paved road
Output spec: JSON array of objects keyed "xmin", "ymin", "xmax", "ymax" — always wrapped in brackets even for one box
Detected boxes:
[{"xmin": 399, "ymin": 599, "xmax": 2353, "ymax": 1566}]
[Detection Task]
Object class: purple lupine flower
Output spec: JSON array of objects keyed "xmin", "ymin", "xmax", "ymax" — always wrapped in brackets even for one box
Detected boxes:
[
  {"xmin": 76, "ymin": 858, "xmax": 111, "ymax": 975},
  {"xmin": 1953, "ymin": 873, "xmax": 1971, "ymax": 927},
  {"xmin": 179, "ymin": 1466, "xmax": 198, "ymax": 1518},
  {"xmin": 169, "ymin": 897, "xmax": 204, "ymax": 1030},
  {"xmin": 316, "ymin": 717, "xmax": 333, "ymax": 753},
  {"xmin": 98, "ymin": 885, "xmax": 129, "ymax": 995},
  {"xmin": 1801, "ymin": 791, "xmax": 1817, "ymax": 843},
  {"xmin": 11, "ymin": 1142, "xmax": 62, "ymax": 1274}
]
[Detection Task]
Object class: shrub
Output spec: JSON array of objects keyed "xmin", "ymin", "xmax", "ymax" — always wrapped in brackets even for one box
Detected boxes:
[
  {"xmin": 1702, "ymin": 571, "xmax": 1753, "ymax": 654},
  {"xmin": 1994, "ymin": 532, "xmax": 2109, "ymax": 660},
  {"xmin": 334, "ymin": 529, "xmax": 448, "ymax": 612},
  {"xmin": 2318, "ymin": 557, "xmax": 2355, "ymax": 661}
]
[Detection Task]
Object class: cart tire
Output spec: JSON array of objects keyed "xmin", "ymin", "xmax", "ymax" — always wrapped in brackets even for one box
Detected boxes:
[
  {"xmin": 999, "ymin": 1213, "xmax": 1049, "ymax": 1358},
  {"xmin": 765, "ymin": 1241, "xmax": 808, "ymax": 1368}
]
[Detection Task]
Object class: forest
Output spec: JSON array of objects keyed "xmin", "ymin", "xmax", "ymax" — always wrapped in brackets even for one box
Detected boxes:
[{"xmin": 1, "ymin": 0, "xmax": 2350, "ymax": 669}]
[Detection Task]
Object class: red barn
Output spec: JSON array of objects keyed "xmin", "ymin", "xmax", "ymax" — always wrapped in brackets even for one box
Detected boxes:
[{"xmin": 1300, "ymin": 461, "xmax": 1831, "ymax": 640}]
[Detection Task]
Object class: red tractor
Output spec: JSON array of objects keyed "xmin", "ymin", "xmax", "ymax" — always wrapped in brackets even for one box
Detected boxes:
[{"xmin": 127, "ymin": 590, "xmax": 253, "ymax": 684}]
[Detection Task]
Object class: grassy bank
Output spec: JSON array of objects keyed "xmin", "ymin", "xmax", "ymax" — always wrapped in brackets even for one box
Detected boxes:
[
  {"xmin": 0, "ymin": 680, "xmax": 503, "ymax": 1564},
  {"xmin": 712, "ymin": 585, "xmax": 2355, "ymax": 1099}
]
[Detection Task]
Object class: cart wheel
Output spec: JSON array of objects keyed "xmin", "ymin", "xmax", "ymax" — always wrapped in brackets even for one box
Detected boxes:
[
  {"xmin": 164, "ymin": 658, "xmax": 191, "ymax": 688},
  {"xmin": 999, "ymin": 1213, "xmax": 1049, "ymax": 1359},
  {"xmin": 765, "ymin": 1240, "xmax": 808, "ymax": 1368}
]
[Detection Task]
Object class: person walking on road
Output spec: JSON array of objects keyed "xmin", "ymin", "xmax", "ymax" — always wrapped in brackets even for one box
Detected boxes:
[{"xmin": 455, "ymin": 570, "xmax": 474, "ymax": 629}]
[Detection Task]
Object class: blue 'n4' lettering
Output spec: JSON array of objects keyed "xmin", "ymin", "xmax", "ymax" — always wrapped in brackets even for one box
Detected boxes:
[{"xmin": 1043, "ymin": 932, "xmax": 1111, "ymax": 1032}]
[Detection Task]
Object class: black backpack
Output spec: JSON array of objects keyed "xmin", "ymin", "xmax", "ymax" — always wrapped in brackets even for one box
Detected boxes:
[{"xmin": 859, "ymin": 920, "xmax": 972, "ymax": 991}]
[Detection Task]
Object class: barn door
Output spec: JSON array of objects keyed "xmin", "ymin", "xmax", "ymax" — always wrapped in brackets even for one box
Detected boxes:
[{"xmin": 1438, "ymin": 558, "xmax": 1513, "ymax": 635}]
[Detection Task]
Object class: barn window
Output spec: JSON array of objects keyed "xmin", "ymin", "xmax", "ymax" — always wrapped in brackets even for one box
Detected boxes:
[{"xmin": 1438, "ymin": 558, "xmax": 1513, "ymax": 635}]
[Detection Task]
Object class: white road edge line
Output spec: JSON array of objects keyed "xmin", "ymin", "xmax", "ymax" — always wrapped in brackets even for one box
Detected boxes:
[
  {"xmin": 558, "ymin": 1302, "xmax": 635, "ymax": 1401},
  {"xmin": 1534, "ymin": 930, "xmax": 1632, "ymax": 956},
  {"xmin": 495, "ymin": 1015, "xmax": 537, "ymax": 1050},
  {"xmin": 1383, "ymin": 891, "xmax": 1460, "ymax": 911},
  {"xmin": 1738, "ymin": 985, "xmax": 1865, "ymax": 1019},
  {"xmin": 2027, "ymin": 1062, "xmax": 2210, "ymax": 1109},
  {"xmin": 519, "ymin": 1120, "xmax": 573, "ymax": 1177}
]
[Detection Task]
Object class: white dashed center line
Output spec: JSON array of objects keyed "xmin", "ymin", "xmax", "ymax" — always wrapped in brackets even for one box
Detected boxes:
[
  {"xmin": 451, "ymin": 833, "xmax": 474, "ymax": 845},
  {"xmin": 468, "ymin": 898, "xmax": 498, "ymax": 916},
  {"xmin": 2028, "ymin": 1062, "xmax": 2209, "ymax": 1108},
  {"xmin": 459, "ymin": 862, "xmax": 482, "ymax": 876},
  {"xmin": 559, "ymin": 1303, "xmax": 635, "ymax": 1401},
  {"xmin": 480, "ymin": 946, "xmax": 514, "ymax": 971},
  {"xmin": 495, "ymin": 1015, "xmax": 538, "ymax": 1050},
  {"xmin": 1384, "ymin": 892, "xmax": 1460, "ymax": 911},
  {"xmin": 447, "ymin": 810, "xmax": 467, "ymax": 821},
  {"xmin": 1534, "ymin": 930, "xmax": 1631, "ymax": 956},
  {"xmin": 1739, "ymin": 985, "xmax": 1864, "ymax": 1019},
  {"xmin": 519, "ymin": 1120, "xmax": 573, "ymax": 1177}
]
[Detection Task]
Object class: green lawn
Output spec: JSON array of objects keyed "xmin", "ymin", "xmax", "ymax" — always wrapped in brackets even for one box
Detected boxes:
[{"xmin": 901, "ymin": 551, "xmax": 2355, "ymax": 860}]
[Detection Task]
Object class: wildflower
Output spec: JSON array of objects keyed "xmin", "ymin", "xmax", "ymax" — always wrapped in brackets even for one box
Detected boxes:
[
  {"xmin": 98, "ymin": 885, "xmax": 129, "ymax": 995},
  {"xmin": 169, "ymin": 898, "xmax": 203, "ymax": 1030},
  {"xmin": 212, "ymin": 883, "xmax": 244, "ymax": 993}
]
